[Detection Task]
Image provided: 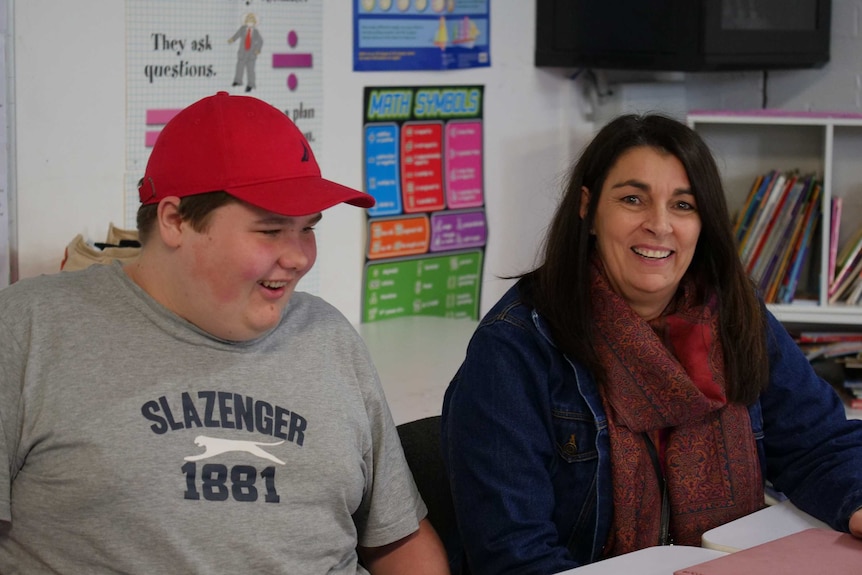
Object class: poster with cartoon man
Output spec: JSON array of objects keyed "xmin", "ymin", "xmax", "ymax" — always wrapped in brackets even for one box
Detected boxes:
[{"xmin": 125, "ymin": 0, "xmax": 322, "ymax": 231}]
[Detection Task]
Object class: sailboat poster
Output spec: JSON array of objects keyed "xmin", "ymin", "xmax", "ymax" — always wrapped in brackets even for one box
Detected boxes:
[{"xmin": 353, "ymin": 0, "xmax": 490, "ymax": 71}]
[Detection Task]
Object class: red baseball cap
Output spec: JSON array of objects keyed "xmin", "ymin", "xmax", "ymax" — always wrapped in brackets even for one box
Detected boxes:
[{"xmin": 138, "ymin": 91, "xmax": 374, "ymax": 215}]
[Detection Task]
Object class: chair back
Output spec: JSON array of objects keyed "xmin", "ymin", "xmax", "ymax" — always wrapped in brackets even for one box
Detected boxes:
[{"xmin": 397, "ymin": 415, "xmax": 462, "ymax": 572}]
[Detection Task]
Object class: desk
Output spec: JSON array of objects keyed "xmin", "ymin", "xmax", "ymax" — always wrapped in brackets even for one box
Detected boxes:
[
  {"xmin": 701, "ymin": 499, "xmax": 829, "ymax": 552},
  {"xmin": 553, "ymin": 546, "xmax": 727, "ymax": 575},
  {"xmin": 358, "ymin": 316, "xmax": 478, "ymax": 425}
]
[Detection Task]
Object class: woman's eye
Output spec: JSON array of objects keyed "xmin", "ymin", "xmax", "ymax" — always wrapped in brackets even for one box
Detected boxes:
[
  {"xmin": 261, "ymin": 229, "xmax": 281, "ymax": 236},
  {"xmin": 622, "ymin": 195, "xmax": 640, "ymax": 205},
  {"xmin": 676, "ymin": 201, "xmax": 696, "ymax": 211}
]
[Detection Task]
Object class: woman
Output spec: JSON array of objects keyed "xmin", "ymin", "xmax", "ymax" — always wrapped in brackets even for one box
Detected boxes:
[{"xmin": 441, "ymin": 114, "xmax": 862, "ymax": 574}]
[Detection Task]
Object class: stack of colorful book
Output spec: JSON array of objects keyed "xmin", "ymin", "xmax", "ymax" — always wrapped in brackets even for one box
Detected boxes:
[
  {"xmin": 839, "ymin": 356, "xmax": 862, "ymax": 409},
  {"xmin": 733, "ymin": 170, "xmax": 822, "ymax": 303},
  {"xmin": 827, "ymin": 201, "xmax": 862, "ymax": 304},
  {"xmin": 796, "ymin": 331, "xmax": 862, "ymax": 409}
]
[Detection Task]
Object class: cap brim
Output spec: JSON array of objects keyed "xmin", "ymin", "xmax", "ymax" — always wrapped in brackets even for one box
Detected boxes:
[{"xmin": 225, "ymin": 177, "xmax": 375, "ymax": 216}]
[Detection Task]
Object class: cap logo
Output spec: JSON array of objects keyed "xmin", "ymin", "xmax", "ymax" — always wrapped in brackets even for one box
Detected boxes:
[{"xmin": 301, "ymin": 142, "xmax": 310, "ymax": 162}]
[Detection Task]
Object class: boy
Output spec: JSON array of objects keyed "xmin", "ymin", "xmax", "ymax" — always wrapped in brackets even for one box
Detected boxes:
[{"xmin": 0, "ymin": 92, "xmax": 448, "ymax": 574}]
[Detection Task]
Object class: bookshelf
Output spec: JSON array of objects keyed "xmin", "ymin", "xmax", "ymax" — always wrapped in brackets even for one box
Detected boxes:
[{"xmin": 688, "ymin": 110, "xmax": 862, "ymax": 327}]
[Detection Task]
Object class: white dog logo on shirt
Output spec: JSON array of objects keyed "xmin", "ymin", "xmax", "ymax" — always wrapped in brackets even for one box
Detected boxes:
[{"xmin": 184, "ymin": 435, "xmax": 286, "ymax": 465}]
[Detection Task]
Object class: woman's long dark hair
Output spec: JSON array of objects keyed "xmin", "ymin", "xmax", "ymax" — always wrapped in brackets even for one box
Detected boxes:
[{"xmin": 521, "ymin": 114, "xmax": 768, "ymax": 404}]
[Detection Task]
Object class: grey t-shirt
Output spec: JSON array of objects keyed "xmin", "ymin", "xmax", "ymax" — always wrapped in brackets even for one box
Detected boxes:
[{"xmin": 0, "ymin": 263, "xmax": 425, "ymax": 574}]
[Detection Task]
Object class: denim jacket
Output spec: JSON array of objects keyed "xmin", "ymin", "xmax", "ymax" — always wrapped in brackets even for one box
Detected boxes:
[{"xmin": 441, "ymin": 281, "xmax": 862, "ymax": 575}]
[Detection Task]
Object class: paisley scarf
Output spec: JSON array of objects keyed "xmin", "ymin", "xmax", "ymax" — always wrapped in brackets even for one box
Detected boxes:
[{"xmin": 589, "ymin": 260, "xmax": 764, "ymax": 556}]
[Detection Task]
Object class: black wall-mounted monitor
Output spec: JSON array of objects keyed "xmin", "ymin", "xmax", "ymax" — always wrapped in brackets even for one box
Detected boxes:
[{"xmin": 535, "ymin": 0, "xmax": 831, "ymax": 71}]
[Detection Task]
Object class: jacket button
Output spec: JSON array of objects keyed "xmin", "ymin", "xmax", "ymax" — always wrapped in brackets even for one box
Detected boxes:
[{"xmin": 563, "ymin": 434, "xmax": 577, "ymax": 455}]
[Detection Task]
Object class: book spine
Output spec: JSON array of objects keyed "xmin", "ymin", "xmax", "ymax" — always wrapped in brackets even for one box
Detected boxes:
[
  {"xmin": 829, "ymin": 226, "xmax": 862, "ymax": 297},
  {"xmin": 829, "ymin": 230, "xmax": 862, "ymax": 299},
  {"xmin": 797, "ymin": 332, "xmax": 862, "ymax": 343},
  {"xmin": 734, "ymin": 172, "xmax": 765, "ymax": 238},
  {"xmin": 736, "ymin": 170, "xmax": 775, "ymax": 244},
  {"xmin": 766, "ymin": 179, "xmax": 815, "ymax": 302},
  {"xmin": 740, "ymin": 172, "xmax": 787, "ymax": 265},
  {"xmin": 828, "ymin": 197, "xmax": 843, "ymax": 284},
  {"xmin": 746, "ymin": 174, "xmax": 795, "ymax": 276},
  {"xmin": 778, "ymin": 185, "xmax": 821, "ymax": 303},
  {"xmin": 829, "ymin": 258, "xmax": 862, "ymax": 304},
  {"xmin": 756, "ymin": 178, "xmax": 810, "ymax": 295}
]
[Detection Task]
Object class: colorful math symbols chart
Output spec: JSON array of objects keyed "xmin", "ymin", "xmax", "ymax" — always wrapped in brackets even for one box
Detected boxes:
[
  {"xmin": 401, "ymin": 122, "xmax": 445, "ymax": 212},
  {"xmin": 445, "ymin": 120, "xmax": 483, "ymax": 208},
  {"xmin": 365, "ymin": 123, "xmax": 402, "ymax": 216},
  {"xmin": 362, "ymin": 85, "xmax": 487, "ymax": 322},
  {"xmin": 430, "ymin": 210, "xmax": 486, "ymax": 252},
  {"xmin": 367, "ymin": 215, "xmax": 431, "ymax": 260},
  {"xmin": 363, "ymin": 250, "xmax": 483, "ymax": 322}
]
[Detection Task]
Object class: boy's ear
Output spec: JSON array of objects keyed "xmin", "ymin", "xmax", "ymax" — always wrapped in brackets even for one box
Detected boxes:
[{"xmin": 156, "ymin": 197, "xmax": 185, "ymax": 248}]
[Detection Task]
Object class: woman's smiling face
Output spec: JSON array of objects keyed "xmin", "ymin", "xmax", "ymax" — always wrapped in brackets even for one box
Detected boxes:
[{"xmin": 582, "ymin": 145, "xmax": 702, "ymax": 320}]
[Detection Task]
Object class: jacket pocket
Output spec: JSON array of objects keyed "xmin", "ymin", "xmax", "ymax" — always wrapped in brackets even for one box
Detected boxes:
[{"xmin": 551, "ymin": 408, "xmax": 598, "ymax": 463}]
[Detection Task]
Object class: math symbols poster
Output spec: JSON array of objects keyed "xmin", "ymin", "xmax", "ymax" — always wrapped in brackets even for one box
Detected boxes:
[{"xmin": 361, "ymin": 85, "xmax": 486, "ymax": 322}]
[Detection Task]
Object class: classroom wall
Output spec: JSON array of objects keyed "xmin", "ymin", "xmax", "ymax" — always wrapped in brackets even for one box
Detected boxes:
[
  {"xmin": 10, "ymin": 0, "xmax": 862, "ymax": 324},
  {"xmin": 317, "ymin": 0, "xmax": 587, "ymax": 321},
  {"xmin": 10, "ymin": 0, "xmax": 588, "ymax": 324}
]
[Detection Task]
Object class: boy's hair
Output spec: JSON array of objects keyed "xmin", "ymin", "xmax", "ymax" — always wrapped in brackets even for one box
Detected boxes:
[{"xmin": 135, "ymin": 191, "xmax": 237, "ymax": 245}]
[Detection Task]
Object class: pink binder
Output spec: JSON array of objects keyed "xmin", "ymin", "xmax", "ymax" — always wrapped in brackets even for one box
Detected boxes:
[{"xmin": 674, "ymin": 528, "xmax": 862, "ymax": 575}]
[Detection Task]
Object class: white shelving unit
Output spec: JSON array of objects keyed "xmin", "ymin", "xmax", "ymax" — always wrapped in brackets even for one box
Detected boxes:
[{"xmin": 688, "ymin": 110, "xmax": 862, "ymax": 328}]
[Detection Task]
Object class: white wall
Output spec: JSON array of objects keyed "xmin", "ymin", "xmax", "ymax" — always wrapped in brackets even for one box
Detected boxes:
[
  {"xmin": 10, "ymin": 0, "xmax": 588, "ymax": 324},
  {"xmin": 768, "ymin": 0, "xmax": 862, "ymax": 111},
  {"xmin": 10, "ymin": 0, "xmax": 862, "ymax": 323},
  {"xmin": 13, "ymin": 0, "xmax": 126, "ymax": 280}
]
